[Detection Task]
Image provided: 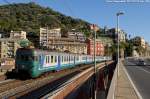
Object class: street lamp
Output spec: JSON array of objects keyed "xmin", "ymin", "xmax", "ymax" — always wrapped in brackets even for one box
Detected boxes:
[
  {"xmin": 116, "ymin": 11, "xmax": 124, "ymax": 76},
  {"xmin": 90, "ymin": 24, "xmax": 97, "ymax": 99}
]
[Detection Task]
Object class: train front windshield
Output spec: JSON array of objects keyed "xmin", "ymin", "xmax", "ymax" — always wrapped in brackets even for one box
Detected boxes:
[
  {"xmin": 16, "ymin": 54, "xmax": 35, "ymax": 61},
  {"xmin": 16, "ymin": 49, "xmax": 38, "ymax": 62}
]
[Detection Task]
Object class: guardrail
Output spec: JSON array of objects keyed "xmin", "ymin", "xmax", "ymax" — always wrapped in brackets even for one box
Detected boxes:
[{"xmin": 42, "ymin": 61, "xmax": 113, "ymax": 99}]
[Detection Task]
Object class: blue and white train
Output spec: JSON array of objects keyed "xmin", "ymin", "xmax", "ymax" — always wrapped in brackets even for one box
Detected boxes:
[{"xmin": 15, "ymin": 48, "xmax": 111, "ymax": 78}]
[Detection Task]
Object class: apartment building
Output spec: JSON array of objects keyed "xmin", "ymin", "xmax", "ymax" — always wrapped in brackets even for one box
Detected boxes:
[
  {"xmin": 86, "ymin": 39, "xmax": 104, "ymax": 56},
  {"xmin": 0, "ymin": 38, "xmax": 21, "ymax": 59},
  {"xmin": 132, "ymin": 36, "xmax": 146, "ymax": 48},
  {"xmin": 10, "ymin": 31, "xmax": 26, "ymax": 39},
  {"xmin": 39, "ymin": 27, "xmax": 61, "ymax": 47}
]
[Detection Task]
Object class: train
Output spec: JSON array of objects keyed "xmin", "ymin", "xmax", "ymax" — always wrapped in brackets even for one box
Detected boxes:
[{"xmin": 14, "ymin": 48, "xmax": 111, "ymax": 78}]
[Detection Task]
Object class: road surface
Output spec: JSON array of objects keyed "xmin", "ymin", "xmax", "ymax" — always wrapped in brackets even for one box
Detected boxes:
[{"xmin": 124, "ymin": 58, "xmax": 150, "ymax": 99}]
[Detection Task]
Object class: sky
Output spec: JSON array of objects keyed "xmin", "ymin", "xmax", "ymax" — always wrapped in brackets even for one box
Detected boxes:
[{"xmin": 0, "ymin": 0, "xmax": 150, "ymax": 43}]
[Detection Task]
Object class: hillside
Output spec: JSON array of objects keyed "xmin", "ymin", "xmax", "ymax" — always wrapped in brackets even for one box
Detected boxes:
[{"xmin": 0, "ymin": 2, "xmax": 91, "ymax": 37}]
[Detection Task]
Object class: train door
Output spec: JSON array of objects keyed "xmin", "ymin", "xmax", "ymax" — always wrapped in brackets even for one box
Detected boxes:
[
  {"xmin": 57, "ymin": 55, "xmax": 61, "ymax": 70},
  {"xmin": 39, "ymin": 55, "xmax": 44, "ymax": 69}
]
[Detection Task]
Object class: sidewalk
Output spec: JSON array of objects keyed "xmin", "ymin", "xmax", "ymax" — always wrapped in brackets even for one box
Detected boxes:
[{"xmin": 115, "ymin": 62, "xmax": 139, "ymax": 99}]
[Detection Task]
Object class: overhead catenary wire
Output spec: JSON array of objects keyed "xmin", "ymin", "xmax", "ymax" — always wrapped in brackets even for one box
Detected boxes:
[{"xmin": 63, "ymin": 0, "xmax": 77, "ymax": 19}]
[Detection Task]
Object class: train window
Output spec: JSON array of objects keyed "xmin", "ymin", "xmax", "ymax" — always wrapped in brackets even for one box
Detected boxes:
[
  {"xmin": 39, "ymin": 56, "xmax": 41, "ymax": 61},
  {"xmin": 34, "ymin": 56, "xmax": 38, "ymax": 61},
  {"xmin": 61, "ymin": 56, "xmax": 63, "ymax": 62},
  {"xmin": 45, "ymin": 56, "xmax": 47, "ymax": 63},
  {"xmin": 65, "ymin": 56, "xmax": 66, "ymax": 62},
  {"xmin": 47, "ymin": 56, "xmax": 48, "ymax": 63},
  {"xmin": 64, "ymin": 56, "xmax": 65, "ymax": 62},
  {"xmin": 51, "ymin": 56, "xmax": 53, "ymax": 63},
  {"xmin": 55, "ymin": 56, "xmax": 57, "ymax": 62},
  {"xmin": 21, "ymin": 55, "xmax": 24, "ymax": 60},
  {"xmin": 48, "ymin": 56, "xmax": 50, "ymax": 63},
  {"xmin": 16, "ymin": 55, "xmax": 20, "ymax": 60},
  {"xmin": 25, "ymin": 56, "xmax": 28, "ymax": 61},
  {"xmin": 66, "ymin": 56, "xmax": 67, "ymax": 61}
]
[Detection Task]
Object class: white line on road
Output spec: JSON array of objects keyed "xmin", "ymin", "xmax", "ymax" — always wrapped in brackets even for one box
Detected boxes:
[
  {"xmin": 123, "ymin": 66, "xmax": 143, "ymax": 99},
  {"xmin": 136, "ymin": 66, "xmax": 150, "ymax": 74}
]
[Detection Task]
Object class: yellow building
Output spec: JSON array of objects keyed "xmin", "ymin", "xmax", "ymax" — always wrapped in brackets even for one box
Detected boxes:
[{"xmin": 0, "ymin": 38, "xmax": 21, "ymax": 59}]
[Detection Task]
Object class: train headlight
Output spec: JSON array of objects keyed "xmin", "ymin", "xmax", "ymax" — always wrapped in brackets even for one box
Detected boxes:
[{"xmin": 21, "ymin": 65, "xmax": 25, "ymax": 69}]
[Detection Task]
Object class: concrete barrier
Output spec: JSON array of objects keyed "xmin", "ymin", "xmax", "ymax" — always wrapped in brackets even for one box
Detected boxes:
[{"xmin": 106, "ymin": 65, "xmax": 117, "ymax": 99}]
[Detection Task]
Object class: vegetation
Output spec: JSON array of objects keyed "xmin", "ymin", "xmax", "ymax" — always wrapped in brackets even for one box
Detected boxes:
[
  {"xmin": 104, "ymin": 41, "xmax": 134, "ymax": 57},
  {"xmin": 0, "ymin": 2, "xmax": 91, "ymax": 36}
]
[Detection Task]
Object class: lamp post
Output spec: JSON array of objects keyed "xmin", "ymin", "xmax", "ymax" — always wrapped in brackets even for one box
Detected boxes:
[
  {"xmin": 116, "ymin": 12, "xmax": 124, "ymax": 76},
  {"xmin": 90, "ymin": 24, "xmax": 97, "ymax": 99}
]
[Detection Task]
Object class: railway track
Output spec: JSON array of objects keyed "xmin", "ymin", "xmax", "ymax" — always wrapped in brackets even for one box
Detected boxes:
[
  {"xmin": 0, "ymin": 63, "xmax": 93, "ymax": 99},
  {"xmin": 0, "ymin": 79, "xmax": 15, "ymax": 86},
  {"xmin": 0, "ymin": 75, "xmax": 6, "ymax": 81}
]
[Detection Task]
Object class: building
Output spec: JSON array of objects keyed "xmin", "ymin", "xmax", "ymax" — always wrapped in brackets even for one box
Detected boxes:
[
  {"xmin": 10, "ymin": 31, "xmax": 26, "ymax": 39},
  {"xmin": 90, "ymin": 24, "xmax": 100, "ymax": 32},
  {"xmin": 0, "ymin": 38, "xmax": 21, "ymax": 59},
  {"xmin": 40, "ymin": 27, "xmax": 61, "ymax": 47},
  {"xmin": 132, "ymin": 36, "xmax": 145, "ymax": 48},
  {"xmin": 0, "ymin": 30, "xmax": 28, "ymax": 60},
  {"xmin": 106, "ymin": 28, "xmax": 126, "ymax": 42},
  {"xmin": 145, "ymin": 42, "xmax": 150, "ymax": 56},
  {"xmin": 46, "ymin": 37, "xmax": 87, "ymax": 54},
  {"xmin": 66, "ymin": 31, "xmax": 86, "ymax": 42},
  {"xmin": 86, "ymin": 39, "xmax": 104, "ymax": 56},
  {"xmin": 0, "ymin": 58, "xmax": 15, "ymax": 71}
]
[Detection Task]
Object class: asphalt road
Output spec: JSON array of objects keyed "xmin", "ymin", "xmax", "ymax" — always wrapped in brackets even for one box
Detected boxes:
[{"xmin": 124, "ymin": 58, "xmax": 150, "ymax": 99}]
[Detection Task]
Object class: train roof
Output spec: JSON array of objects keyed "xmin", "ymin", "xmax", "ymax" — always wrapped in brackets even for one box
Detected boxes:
[{"xmin": 17, "ymin": 48, "xmax": 85, "ymax": 56}]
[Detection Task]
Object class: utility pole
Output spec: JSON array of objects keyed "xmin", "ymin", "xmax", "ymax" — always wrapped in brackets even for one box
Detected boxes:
[{"xmin": 92, "ymin": 24, "xmax": 97, "ymax": 99}]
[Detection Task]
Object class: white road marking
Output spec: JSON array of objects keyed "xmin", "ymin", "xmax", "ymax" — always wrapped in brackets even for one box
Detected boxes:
[
  {"xmin": 136, "ymin": 66, "xmax": 150, "ymax": 74},
  {"xmin": 123, "ymin": 66, "xmax": 143, "ymax": 99}
]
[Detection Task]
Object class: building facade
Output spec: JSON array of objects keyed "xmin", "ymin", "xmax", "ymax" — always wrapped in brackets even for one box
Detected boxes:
[
  {"xmin": 132, "ymin": 36, "xmax": 146, "ymax": 48},
  {"xmin": 10, "ymin": 31, "xmax": 26, "ymax": 39},
  {"xmin": 66, "ymin": 31, "xmax": 86, "ymax": 42},
  {"xmin": 45, "ymin": 37, "xmax": 87, "ymax": 54},
  {"xmin": 0, "ymin": 30, "xmax": 28, "ymax": 60},
  {"xmin": 40, "ymin": 27, "xmax": 61, "ymax": 47},
  {"xmin": 106, "ymin": 28, "xmax": 126, "ymax": 42},
  {"xmin": 0, "ymin": 38, "xmax": 21, "ymax": 59},
  {"xmin": 145, "ymin": 42, "xmax": 150, "ymax": 56},
  {"xmin": 86, "ymin": 39, "xmax": 104, "ymax": 56}
]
